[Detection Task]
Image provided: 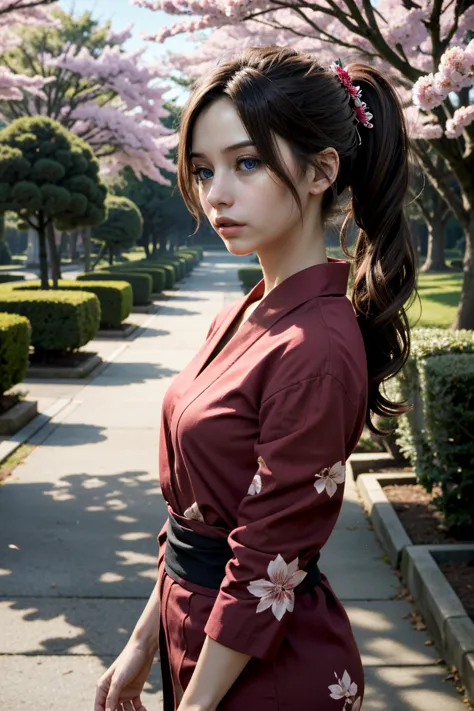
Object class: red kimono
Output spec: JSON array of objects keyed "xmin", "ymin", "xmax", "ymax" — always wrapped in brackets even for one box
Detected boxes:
[{"xmin": 157, "ymin": 258, "xmax": 368, "ymax": 711}]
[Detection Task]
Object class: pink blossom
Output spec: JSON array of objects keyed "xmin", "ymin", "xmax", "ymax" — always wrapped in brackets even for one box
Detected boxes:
[
  {"xmin": 445, "ymin": 105, "xmax": 474, "ymax": 139},
  {"xmin": 412, "ymin": 73, "xmax": 444, "ymax": 110},
  {"xmin": 247, "ymin": 554, "xmax": 307, "ymax": 621},
  {"xmin": 329, "ymin": 669, "xmax": 359, "ymax": 704}
]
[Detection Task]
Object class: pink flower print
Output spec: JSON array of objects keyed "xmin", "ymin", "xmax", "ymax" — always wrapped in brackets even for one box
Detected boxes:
[
  {"xmin": 314, "ymin": 461, "xmax": 345, "ymax": 498},
  {"xmin": 247, "ymin": 554, "xmax": 307, "ymax": 621},
  {"xmin": 248, "ymin": 456, "xmax": 265, "ymax": 495},
  {"xmin": 183, "ymin": 501, "xmax": 204, "ymax": 522},
  {"xmin": 329, "ymin": 670, "xmax": 360, "ymax": 709},
  {"xmin": 248, "ymin": 473, "xmax": 262, "ymax": 495}
]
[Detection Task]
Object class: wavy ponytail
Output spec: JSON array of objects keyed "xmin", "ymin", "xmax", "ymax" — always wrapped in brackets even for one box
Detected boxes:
[
  {"xmin": 176, "ymin": 47, "xmax": 417, "ymax": 433},
  {"xmin": 341, "ymin": 64, "xmax": 417, "ymax": 433}
]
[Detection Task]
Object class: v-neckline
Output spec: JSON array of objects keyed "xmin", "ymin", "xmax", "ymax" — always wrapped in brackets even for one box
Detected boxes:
[{"xmin": 195, "ymin": 292, "xmax": 264, "ymax": 379}]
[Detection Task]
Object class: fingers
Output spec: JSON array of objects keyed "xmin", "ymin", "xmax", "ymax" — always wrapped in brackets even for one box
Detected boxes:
[
  {"xmin": 131, "ymin": 698, "xmax": 148, "ymax": 711},
  {"xmin": 94, "ymin": 681, "xmax": 109, "ymax": 711},
  {"xmin": 121, "ymin": 702, "xmax": 135, "ymax": 711}
]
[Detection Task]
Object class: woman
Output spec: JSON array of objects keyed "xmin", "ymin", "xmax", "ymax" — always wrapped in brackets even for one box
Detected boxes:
[{"xmin": 95, "ymin": 46, "xmax": 416, "ymax": 711}]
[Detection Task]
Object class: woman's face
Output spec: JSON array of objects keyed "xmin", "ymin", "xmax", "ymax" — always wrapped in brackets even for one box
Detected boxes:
[{"xmin": 190, "ymin": 96, "xmax": 323, "ymax": 257}]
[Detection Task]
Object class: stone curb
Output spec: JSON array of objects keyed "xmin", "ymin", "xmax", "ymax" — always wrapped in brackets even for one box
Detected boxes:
[
  {"xmin": 357, "ymin": 472, "xmax": 416, "ymax": 568},
  {"xmin": 95, "ymin": 323, "xmax": 140, "ymax": 340},
  {"xmin": 349, "ymin": 452, "xmax": 396, "ymax": 478},
  {"xmin": 0, "ymin": 397, "xmax": 71, "ymax": 466},
  {"xmin": 0, "ymin": 400, "xmax": 38, "ymax": 436},
  {"xmin": 401, "ymin": 544, "xmax": 474, "ymax": 703},
  {"xmin": 27, "ymin": 353, "xmax": 102, "ymax": 379}
]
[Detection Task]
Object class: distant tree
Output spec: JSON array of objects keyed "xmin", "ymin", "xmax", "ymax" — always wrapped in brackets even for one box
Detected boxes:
[
  {"xmin": 0, "ymin": 116, "xmax": 107, "ymax": 288},
  {"xmin": 92, "ymin": 195, "xmax": 143, "ymax": 266}
]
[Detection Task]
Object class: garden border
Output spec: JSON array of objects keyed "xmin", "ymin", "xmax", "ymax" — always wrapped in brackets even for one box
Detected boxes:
[
  {"xmin": 27, "ymin": 353, "xmax": 102, "ymax": 379},
  {"xmin": 357, "ymin": 472, "xmax": 416, "ymax": 568},
  {"xmin": 0, "ymin": 400, "xmax": 37, "ymax": 436},
  {"xmin": 349, "ymin": 451, "xmax": 397, "ymax": 478},
  {"xmin": 402, "ymin": 544, "xmax": 474, "ymax": 703}
]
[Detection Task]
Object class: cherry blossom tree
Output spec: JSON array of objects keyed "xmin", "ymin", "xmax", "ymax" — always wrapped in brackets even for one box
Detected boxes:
[
  {"xmin": 136, "ymin": 0, "xmax": 474, "ymax": 329},
  {"xmin": 0, "ymin": 10, "xmax": 175, "ymax": 184},
  {"xmin": 0, "ymin": 0, "xmax": 56, "ymax": 101}
]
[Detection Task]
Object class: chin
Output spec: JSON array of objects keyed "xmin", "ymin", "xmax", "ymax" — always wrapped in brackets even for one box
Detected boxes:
[{"xmin": 223, "ymin": 239, "xmax": 258, "ymax": 258}]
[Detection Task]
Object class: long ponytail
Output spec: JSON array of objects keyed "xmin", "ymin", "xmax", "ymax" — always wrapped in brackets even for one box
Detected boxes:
[{"xmin": 341, "ymin": 64, "xmax": 417, "ymax": 433}]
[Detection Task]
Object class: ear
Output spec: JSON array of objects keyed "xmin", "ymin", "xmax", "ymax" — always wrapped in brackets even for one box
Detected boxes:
[{"xmin": 308, "ymin": 148, "xmax": 340, "ymax": 196}]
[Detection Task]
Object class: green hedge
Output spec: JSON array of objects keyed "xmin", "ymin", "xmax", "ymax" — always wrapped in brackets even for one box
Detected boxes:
[
  {"xmin": 115, "ymin": 260, "xmax": 176, "ymax": 288},
  {"xmin": 0, "ymin": 312, "xmax": 31, "ymax": 396},
  {"xmin": 422, "ymin": 354, "xmax": 474, "ymax": 529},
  {"xmin": 178, "ymin": 246, "xmax": 203, "ymax": 262},
  {"xmin": 0, "ymin": 274, "xmax": 26, "ymax": 284},
  {"xmin": 238, "ymin": 267, "xmax": 263, "ymax": 290},
  {"xmin": 12, "ymin": 280, "xmax": 132, "ymax": 329},
  {"xmin": 142, "ymin": 258, "xmax": 183, "ymax": 282},
  {"xmin": 104, "ymin": 264, "xmax": 166, "ymax": 293},
  {"xmin": 389, "ymin": 328, "xmax": 474, "ymax": 529},
  {"xmin": 77, "ymin": 271, "xmax": 152, "ymax": 306},
  {"xmin": 0, "ymin": 290, "xmax": 100, "ymax": 352}
]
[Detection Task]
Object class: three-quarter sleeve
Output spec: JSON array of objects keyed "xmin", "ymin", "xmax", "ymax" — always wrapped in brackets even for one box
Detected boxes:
[{"xmin": 204, "ymin": 374, "xmax": 360, "ymax": 660}]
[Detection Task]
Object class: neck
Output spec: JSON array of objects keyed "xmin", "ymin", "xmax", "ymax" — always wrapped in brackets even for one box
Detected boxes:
[{"xmin": 255, "ymin": 235, "xmax": 328, "ymax": 299}]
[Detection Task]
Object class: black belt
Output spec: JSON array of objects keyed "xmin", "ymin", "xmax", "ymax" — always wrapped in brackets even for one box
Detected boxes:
[{"xmin": 164, "ymin": 512, "xmax": 322, "ymax": 591}]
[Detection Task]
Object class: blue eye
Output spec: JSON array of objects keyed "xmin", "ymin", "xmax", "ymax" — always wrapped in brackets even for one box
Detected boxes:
[{"xmin": 191, "ymin": 157, "xmax": 262, "ymax": 183}]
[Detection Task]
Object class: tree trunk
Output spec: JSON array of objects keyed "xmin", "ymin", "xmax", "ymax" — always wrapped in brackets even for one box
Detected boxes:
[
  {"xmin": 46, "ymin": 222, "xmax": 61, "ymax": 288},
  {"xmin": 58, "ymin": 231, "xmax": 68, "ymax": 259},
  {"xmin": 420, "ymin": 205, "xmax": 448, "ymax": 272},
  {"xmin": 91, "ymin": 243, "xmax": 106, "ymax": 271},
  {"xmin": 453, "ymin": 215, "xmax": 474, "ymax": 330},
  {"xmin": 70, "ymin": 230, "xmax": 79, "ymax": 260},
  {"xmin": 83, "ymin": 227, "xmax": 92, "ymax": 273},
  {"xmin": 108, "ymin": 245, "xmax": 114, "ymax": 266},
  {"xmin": 143, "ymin": 233, "xmax": 151, "ymax": 260},
  {"xmin": 37, "ymin": 212, "xmax": 49, "ymax": 290}
]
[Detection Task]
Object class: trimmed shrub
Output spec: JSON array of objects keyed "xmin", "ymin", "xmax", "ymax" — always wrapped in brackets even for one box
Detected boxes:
[
  {"xmin": 178, "ymin": 246, "xmax": 203, "ymax": 262},
  {"xmin": 0, "ymin": 290, "xmax": 100, "ymax": 352},
  {"xmin": 0, "ymin": 273, "xmax": 26, "ymax": 283},
  {"xmin": 105, "ymin": 264, "xmax": 166, "ymax": 293},
  {"xmin": 388, "ymin": 328, "xmax": 474, "ymax": 529},
  {"xmin": 115, "ymin": 260, "xmax": 176, "ymax": 288},
  {"xmin": 12, "ymin": 280, "xmax": 132, "ymax": 329},
  {"xmin": 143, "ymin": 258, "xmax": 183, "ymax": 281},
  {"xmin": 0, "ymin": 313, "xmax": 31, "ymax": 395},
  {"xmin": 238, "ymin": 267, "xmax": 263, "ymax": 290},
  {"xmin": 78, "ymin": 271, "xmax": 152, "ymax": 306},
  {"xmin": 421, "ymin": 353, "xmax": 474, "ymax": 529}
]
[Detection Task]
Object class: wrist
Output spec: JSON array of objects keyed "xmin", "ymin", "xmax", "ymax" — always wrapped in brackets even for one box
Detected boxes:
[{"xmin": 129, "ymin": 629, "xmax": 159, "ymax": 656}]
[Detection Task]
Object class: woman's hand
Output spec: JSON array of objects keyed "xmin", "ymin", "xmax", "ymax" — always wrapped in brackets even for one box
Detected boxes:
[{"xmin": 94, "ymin": 639, "xmax": 156, "ymax": 711}]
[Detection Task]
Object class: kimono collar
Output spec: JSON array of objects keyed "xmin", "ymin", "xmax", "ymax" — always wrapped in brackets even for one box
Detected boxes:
[{"xmin": 243, "ymin": 257, "xmax": 350, "ymax": 326}]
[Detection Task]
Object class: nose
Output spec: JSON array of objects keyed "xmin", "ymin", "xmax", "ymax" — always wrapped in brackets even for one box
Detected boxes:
[{"xmin": 205, "ymin": 170, "xmax": 234, "ymax": 209}]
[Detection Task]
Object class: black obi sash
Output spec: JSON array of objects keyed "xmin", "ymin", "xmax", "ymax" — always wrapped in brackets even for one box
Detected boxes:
[{"xmin": 164, "ymin": 511, "xmax": 323, "ymax": 591}]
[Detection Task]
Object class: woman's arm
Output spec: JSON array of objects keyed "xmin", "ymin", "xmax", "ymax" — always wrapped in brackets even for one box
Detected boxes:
[
  {"xmin": 129, "ymin": 580, "xmax": 160, "ymax": 655},
  {"xmin": 178, "ymin": 636, "xmax": 251, "ymax": 711}
]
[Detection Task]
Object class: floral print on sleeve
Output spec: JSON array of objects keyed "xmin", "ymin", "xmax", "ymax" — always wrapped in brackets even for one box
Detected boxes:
[
  {"xmin": 247, "ymin": 554, "xmax": 307, "ymax": 621},
  {"xmin": 329, "ymin": 670, "xmax": 362, "ymax": 710},
  {"xmin": 314, "ymin": 461, "xmax": 346, "ymax": 498},
  {"xmin": 247, "ymin": 456, "xmax": 266, "ymax": 495}
]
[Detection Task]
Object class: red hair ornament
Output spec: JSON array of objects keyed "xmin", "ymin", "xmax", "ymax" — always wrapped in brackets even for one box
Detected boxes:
[{"xmin": 329, "ymin": 59, "xmax": 374, "ymax": 133}]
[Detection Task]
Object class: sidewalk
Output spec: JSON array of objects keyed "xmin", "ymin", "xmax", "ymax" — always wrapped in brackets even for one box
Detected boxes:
[{"xmin": 0, "ymin": 251, "xmax": 466, "ymax": 710}]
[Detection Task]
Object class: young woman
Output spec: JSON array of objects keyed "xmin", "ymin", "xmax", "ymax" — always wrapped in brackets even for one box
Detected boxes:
[{"xmin": 95, "ymin": 45, "xmax": 416, "ymax": 711}]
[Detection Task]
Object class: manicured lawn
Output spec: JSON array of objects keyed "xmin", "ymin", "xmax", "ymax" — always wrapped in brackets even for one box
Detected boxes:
[{"xmin": 409, "ymin": 272, "xmax": 463, "ymax": 329}]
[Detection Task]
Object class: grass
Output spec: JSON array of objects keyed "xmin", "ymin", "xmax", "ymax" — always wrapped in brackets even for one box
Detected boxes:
[
  {"xmin": 0, "ymin": 443, "xmax": 35, "ymax": 485},
  {"xmin": 410, "ymin": 272, "xmax": 463, "ymax": 329}
]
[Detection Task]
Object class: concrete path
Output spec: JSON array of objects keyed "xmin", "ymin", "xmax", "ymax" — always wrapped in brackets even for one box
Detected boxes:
[{"xmin": 0, "ymin": 251, "xmax": 466, "ymax": 710}]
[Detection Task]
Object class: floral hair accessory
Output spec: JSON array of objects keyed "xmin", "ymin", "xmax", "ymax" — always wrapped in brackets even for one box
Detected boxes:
[{"xmin": 329, "ymin": 59, "xmax": 374, "ymax": 133}]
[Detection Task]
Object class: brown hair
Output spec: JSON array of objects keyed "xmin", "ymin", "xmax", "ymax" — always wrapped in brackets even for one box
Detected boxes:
[{"xmin": 177, "ymin": 46, "xmax": 417, "ymax": 433}]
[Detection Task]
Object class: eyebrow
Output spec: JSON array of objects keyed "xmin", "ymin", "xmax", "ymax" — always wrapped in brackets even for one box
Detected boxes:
[{"xmin": 189, "ymin": 140, "xmax": 255, "ymax": 159}]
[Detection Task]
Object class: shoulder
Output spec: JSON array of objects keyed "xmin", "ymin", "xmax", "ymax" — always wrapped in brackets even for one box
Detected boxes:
[{"xmin": 260, "ymin": 295, "xmax": 368, "ymax": 408}]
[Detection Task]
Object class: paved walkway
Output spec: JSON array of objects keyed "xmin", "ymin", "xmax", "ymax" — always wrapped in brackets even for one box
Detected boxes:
[{"xmin": 0, "ymin": 252, "xmax": 466, "ymax": 710}]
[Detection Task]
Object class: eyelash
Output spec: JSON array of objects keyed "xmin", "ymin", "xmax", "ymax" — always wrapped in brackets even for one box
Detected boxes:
[{"xmin": 191, "ymin": 157, "xmax": 264, "ymax": 183}]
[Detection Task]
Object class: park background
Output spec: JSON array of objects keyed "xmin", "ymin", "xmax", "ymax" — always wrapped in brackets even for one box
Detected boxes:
[{"xmin": 0, "ymin": 1, "xmax": 473, "ymax": 710}]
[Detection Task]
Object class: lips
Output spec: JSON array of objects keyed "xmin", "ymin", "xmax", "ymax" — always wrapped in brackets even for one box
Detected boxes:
[{"xmin": 215, "ymin": 217, "xmax": 245, "ymax": 227}]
